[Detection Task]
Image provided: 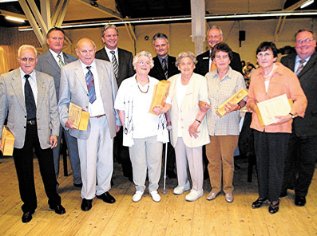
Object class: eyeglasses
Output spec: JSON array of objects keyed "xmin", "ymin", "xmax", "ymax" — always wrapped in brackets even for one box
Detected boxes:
[
  {"xmin": 20, "ymin": 57, "xmax": 36, "ymax": 63},
  {"xmin": 296, "ymin": 38, "xmax": 315, "ymax": 45},
  {"xmin": 138, "ymin": 61, "xmax": 151, "ymax": 66},
  {"xmin": 257, "ymin": 52, "xmax": 273, "ymax": 58},
  {"xmin": 214, "ymin": 54, "xmax": 229, "ymax": 60}
]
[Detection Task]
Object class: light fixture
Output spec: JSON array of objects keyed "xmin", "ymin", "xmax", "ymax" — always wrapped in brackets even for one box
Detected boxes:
[
  {"xmin": 300, "ymin": 0, "xmax": 314, "ymax": 9},
  {"xmin": 5, "ymin": 15, "xmax": 25, "ymax": 23}
]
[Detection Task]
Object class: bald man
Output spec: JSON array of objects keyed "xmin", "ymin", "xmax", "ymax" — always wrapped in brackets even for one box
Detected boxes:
[{"xmin": 58, "ymin": 38, "xmax": 120, "ymax": 211}]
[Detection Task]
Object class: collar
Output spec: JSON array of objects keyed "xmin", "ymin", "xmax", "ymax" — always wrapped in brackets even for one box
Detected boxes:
[
  {"xmin": 49, "ymin": 49, "xmax": 63, "ymax": 58},
  {"xmin": 20, "ymin": 68, "xmax": 36, "ymax": 79},
  {"xmin": 296, "ymin": 55, "xmax": 311, "ymax": 64},
  {"xmin": 80, "ymin": 60, "xmax": 96, "ymax": 71},
  {"xmin": 105, "ymin": 47, "xmax": 118, "ymax": 54}
]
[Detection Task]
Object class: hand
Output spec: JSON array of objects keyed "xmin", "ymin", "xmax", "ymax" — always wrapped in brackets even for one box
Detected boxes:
[
  {"xmin": 188, "ymin": 121, "xmax": 200, "ymax": 138},
  {"xmin": 152, "ymin": 106, "xmax": 163, "ymax": 115},
  {"xmin": 199, "ymin": 101, "xmax": 210, "ymax": 113},
  {"xmin": 49, "ymin": 135, "xmax": 58, "ymax": 148},
  {"xmin": 65, "ymin": 119, "xmax": 76, "ymax": 129},
  {"xmin": 224, "ymin": 102, "xmax": 240, "ymax": 113},
  {"xmin": 273, "ymin": 114, "xmax": 292, "ymax": 125}
]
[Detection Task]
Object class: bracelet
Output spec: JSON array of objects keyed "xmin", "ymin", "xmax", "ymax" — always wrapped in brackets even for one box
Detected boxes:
[{"xmin": 195, "ymin": 119, "xmax": 201, "ymax": 124}]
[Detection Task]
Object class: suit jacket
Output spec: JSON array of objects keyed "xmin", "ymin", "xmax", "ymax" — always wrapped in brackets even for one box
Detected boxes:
[
  {"xmin": 0, "ymin": 69, "xmax": 59, "ymax": 149},
  {"xmin": 36, "ymin": 51, "xmax": 76, "ymax": 99},
  {"xmin": 149, "ymin": 55, "xmax": 179, "ymax": 80},
  {"xmin": 195, "ymin": 50, "xmax": 243, "ymax": 76},
  {"xmin": 58, "ymin": 59, "xmax": 119, "ymax": 140},
  {"xmin": 95, "ymin": 47, "xmax": 134, "ymax": 87},
  {"xmin": 281, "ymin": 52, "xmax": 317, "ymax": 136}
]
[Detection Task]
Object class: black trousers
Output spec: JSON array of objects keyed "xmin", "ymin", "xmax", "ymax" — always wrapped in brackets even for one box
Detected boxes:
[
  {"xmin": 282, "ymin": 133, "xmax": 317, "ymax": 197},
  {"xmin": 13, "ymin": 123, "xmax": 61, "ymax": 213},
  {"xmin": 254, "ymin": 131, "xmax": 290, "ymax": 202}
]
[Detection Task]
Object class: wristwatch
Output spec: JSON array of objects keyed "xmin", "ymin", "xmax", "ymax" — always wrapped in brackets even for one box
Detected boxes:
[{"xmin": 289, "ymin": 112, "xmax": 296, "ymax": 119}]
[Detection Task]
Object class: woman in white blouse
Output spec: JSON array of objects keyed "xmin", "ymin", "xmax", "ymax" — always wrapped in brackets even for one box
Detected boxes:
[{"xmin": 114, "ymin": 51, "xmax": 168, "ymax": 203}]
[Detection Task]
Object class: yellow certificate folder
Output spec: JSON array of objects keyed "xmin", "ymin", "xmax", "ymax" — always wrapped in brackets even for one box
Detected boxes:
[
  {"xmin": 69, "ymin": 102, "xmax": 90, "ymax": 130},
  {"xmin": 149, "ymin": 80, "xmax": 170, "ymax": 114},
  {"xmin": 217, "ymin": 89, "xmax": 248, "ymax": 117},
  {"xmin": 0, "ymin": 126, "xmax": 15, "ymax": 156}
]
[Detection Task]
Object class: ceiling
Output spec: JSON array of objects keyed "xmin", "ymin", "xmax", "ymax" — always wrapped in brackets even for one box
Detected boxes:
[{"xmin": 0, "ymin": 0, "xmax": 316, "ymax": 28}]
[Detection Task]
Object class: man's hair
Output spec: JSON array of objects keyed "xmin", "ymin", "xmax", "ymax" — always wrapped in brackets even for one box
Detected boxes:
[
  {"xmin": 18, "ymin": 44, "xmax": 37, "ymax": 58},
  {"xmin": 46, "ymin": 27, "xmax": 65, "ymax": 39},
  {"xmin": 152, "ymin": 33, "xmax": 168, "ymax": 44},
  {"xmin": 295, "ymin": 29, "xmax": 315, "ymax": 40},
  {"xmin": 207, "ymin": 25, "xmax": 223, "ymax": 36},
  {"xmin": 102, "ymin": 24, "xmax": 119, "ymax": 37}
]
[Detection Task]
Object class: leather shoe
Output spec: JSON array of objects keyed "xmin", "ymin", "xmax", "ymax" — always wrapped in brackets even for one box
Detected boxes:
[
  {"xmin": 268, "ymin": 200, "xmax": 279, "ymax": 214},
  {"xmin": 22, "ymin": 211, "xmax": 34, "ymax": 223},
  {"xmin": 295, "ymin": 195, "xmax": 306, "ymax": 206},
  {"xmin": 50, "ymin": 204, "xmax": 66, "ymax": 214},
  {"xmin": 81, "ymin": 199, "xmax": 93, "ymax": 211},
  {"xmin": 252, "ymin": 197, "xmax": 267, "ymax": 208},
  {"xmin": 73, "ymin": 183, "xmax": 82, "ymax": 188},
  {"xmin": 96, "ymin": 192, "xmax": 116, "ymax": 204}
]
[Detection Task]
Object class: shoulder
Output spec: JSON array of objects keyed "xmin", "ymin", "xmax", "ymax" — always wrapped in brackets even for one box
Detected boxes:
[
  {"xmin": 1, "ymin": 69, "xmax": 18, "ymax": 81},
  {"xmin": 275, "ymin": 62, "xmax": 296, "ymax": 78},
  {"xmin": 196, "ymin": 51, "xmax": 209, "ymax": 60},
  {"xmin": 95, "ymin": 58, "xmax": 112, "ymax": 67},
  {"xmin": 63, "ymin": 52, "xmax": 76, "ymax": 61},
  {"xmin": 118, "ymin": 48, "xmax": 133, "ymax": 56}
]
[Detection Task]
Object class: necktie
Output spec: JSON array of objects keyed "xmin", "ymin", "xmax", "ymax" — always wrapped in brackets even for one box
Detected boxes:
[
  {"xmin": 110, "ymin": 51, "xmax": 118, "ymax": 79},
  {"xmin": 296, "ymin": 59, "xmax": 306, "ymax": 75},
  {"xmin": 85, "ymin": 66, "xmax": 96, "ymax": 104},
  {"xmin": 24, "ymin": 74, "xmax": 37, "ymax": 120},
  {"xmin": 57, "ymin": 54, "xmax": 65, "ymax": 67},
  {"xmin": 162, "ymin": 58, "xmax": 168, "ymax": 79}
]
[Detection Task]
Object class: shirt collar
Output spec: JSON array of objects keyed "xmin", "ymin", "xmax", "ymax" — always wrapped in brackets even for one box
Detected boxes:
[
  {"xmin": 296, "ymin": 55, "xmax": 311, "ymax": 64},
  {"xmin": 49, "ymin": 49, "xmax": 63, "ymax": 59},
  {"xmin": 20, "ymin": 68, "xmax": 35, "ymax": 80},
  {"xmin": 79, "ymin": 60, "xmax": 96, "ymax": 71},
  {"xmin": 105, "ymin": 47, "xmax": 117, "ymax": 54}
]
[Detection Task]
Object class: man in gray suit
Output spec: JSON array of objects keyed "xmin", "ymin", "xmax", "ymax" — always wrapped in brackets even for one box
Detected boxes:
[
  {"xmin": 0, "ymin": 45, "xmax": 65, "ymax": 223},
  {"xmin": 36, "ymin": 27, "xmax": 81, "ymax": 187},
  {"xmin": 59, "ymin": 38, "xmax": 120, "ymax": 211},
  {"xmin": 95, "ymin": 24, "xmax": 134, "ymax": 181}
]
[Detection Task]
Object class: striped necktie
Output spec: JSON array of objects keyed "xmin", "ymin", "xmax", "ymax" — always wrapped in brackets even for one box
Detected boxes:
[
  {"xmin": 85, "ymin": 66, "xmax": 96, "ymax": 104},
  {"xmin": 296, "ymin": 59, "xmax": 306, "ymax": 75},
  {"xmin": 162, "ymin": 58, "xmax": 168, "ymax": 79},
  {"xmin": 110, "ymin": 51, "xmax": 119, "ymax": 79},
  {"xmin": 24, "ymin": 74, "xmax": 37, "ymax": 120},
  {"xmin": 57, "ymin": 54, "xmax": 65, "ymax": 67}
]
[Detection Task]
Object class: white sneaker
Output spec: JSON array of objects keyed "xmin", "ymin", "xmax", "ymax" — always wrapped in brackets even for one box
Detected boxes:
[
  {"xmin": 185, "ymin": 189, "xmax": 203, "ymax": 202},
  {"xmin": 173, "ymin": 182, "xmax": 191, "ymax": 195},
  {"xmin": 225, "ymin": 193, "xmax": 234, "ymax": 203},
  {"xmin": 132, "ymin": 191, "xmax": 144, "ymax": 202},
  {"xmin": 150, "ymin": 191, "xmax": 161, "ymax": 202}
]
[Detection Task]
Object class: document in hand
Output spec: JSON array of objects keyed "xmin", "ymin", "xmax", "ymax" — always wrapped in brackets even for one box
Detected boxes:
[
  {"xmin": 217, "ymin": 89, "xmax": 248, "ymax": 117},
  {"xmin": 149, "ymin": 80, "xmax": 170, "ymax": 114},
  {"xmin": 69, "ymin": 102, "xmax": 90, "ymax": 130},
  {"xmin": 0, "ymin": 126, "xmax": 15, "ymax": 156},
  {"xmin": 256, "ymin": 94, "xmax": 292, "ymax": 126}
]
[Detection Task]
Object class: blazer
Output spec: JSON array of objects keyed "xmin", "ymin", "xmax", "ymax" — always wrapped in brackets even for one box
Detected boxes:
[
  {"xmin": 195, "ymin": 50, "xmax": 243, "ymax": 76},
  {"xmin": 149, "ymin": 55, "xmax": 179, "ymax": 80},
  {"xmin": 36, "ymin": 51, "xmax": 76, "ymax": 99},
  {"xmin": 0, "ymin": 69, "xmax": 59, "ymax": 149},
  {"xmin": 168, "ymin": 73, "xmax": 210, "ymax": 148},
  {"xmin": 58, "ymin": 59, "xmax": 120, "ymax": 140},
  {"xmin": 281, "ymin": 52, "xmax": 317, "ymax": 136},
  {"xmin": 95, "ymin": 47, "xmax": 134, "ymax": 87}
]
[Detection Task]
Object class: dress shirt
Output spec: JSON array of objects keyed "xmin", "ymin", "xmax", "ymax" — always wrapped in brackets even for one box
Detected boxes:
[
  {"xmin": 105, "ymin": 47, "xmax": 118, "ymax": 62},
  {"xmin": 79, "ymin": 61, "xmax": 105, "ymax": 117},
  {"xmin": 49, "ymin": 49, "xmax": 65, "ymax": 65},
  {"xmin": 294, "ymin": 55, "xmax": 310, "ymax": 72},
  {"xmin": 20, "ymin": 68, "xmax": 38, "ymax": 106},
  {"xmin": 158, "ymin": 56, "xmax": 168, "ymax": 67}
]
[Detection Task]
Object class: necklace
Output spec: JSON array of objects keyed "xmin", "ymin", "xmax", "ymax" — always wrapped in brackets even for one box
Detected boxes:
[{"xmin": 137, "ymin": 83, "xmax": 149, "ymax": 93}]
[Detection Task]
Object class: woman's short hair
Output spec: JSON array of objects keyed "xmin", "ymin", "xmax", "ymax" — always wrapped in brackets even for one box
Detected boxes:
[
  {"xmin": 132, "ymin": 51, "xmax": 154, "ymax": 69},
  {"xmin": 175, "ymin": 51, "xmax": 197, "ymax": 67},
  {"xmin": 211, "ymin": 42, "xmax": 233, "ymax": 61},
  {"xmin": 256, "ymin": 41, "xmax": 278, "ymax": 58}
]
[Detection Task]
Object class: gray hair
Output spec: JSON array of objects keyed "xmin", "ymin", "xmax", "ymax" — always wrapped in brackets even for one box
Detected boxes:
[
  {"xmin": 132, "ymin": 51, "xmax": 154, "ymax": 69},
  {"xmin": 175, "ymin": 51, "xmax": 197, "ymax": 67},
  {"xmin": 208, "ymin": 25, "xmax": 223, "ymax": 36},
  {"xmin": 18, "ymin": 44, "xmax": 37, "ymax": 58},
  {"xmin": 102, "ymin": 24, "xmax": 119, "ymax": 37},
  {"xmin": 152, "ymin": 32, "xmax": 169, "ymax": 44}
]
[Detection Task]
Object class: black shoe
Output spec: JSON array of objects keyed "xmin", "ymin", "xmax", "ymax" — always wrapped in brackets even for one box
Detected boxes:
[
  {"xmin": 73, "ymin": 183, "xmax": 83, "ymax": 188},
  {"xmin": 81, "ymin": 199, "xmax": 93, "ymax": 211},
  {"xmin": 280, "ymin": 190, "xmax": 287, "ymax": 198},
  {"xmin": 50, "ymin": 204, "xmax": 66, "ymax": 214},
  {"xmin": 252, "ymin": 197, "xmax": 267, "ymax": 208},
  {"xmin": 295, "ymin": 195, "xmax": 306, "ymax": 206},
  {"xmin": 268, "ymin": 200, "xmax": 280, "ymax": 214},
  {"xmin": 22, "ymin": 211, "xmax": 34, "ymax": 223},
  {"xmin": 96, "ymin": 192, "xmax": 116, "ymax": 204}
]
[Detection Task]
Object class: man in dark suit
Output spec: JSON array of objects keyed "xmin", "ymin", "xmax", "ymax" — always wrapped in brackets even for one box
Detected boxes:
[
  {"xmin": 95, "ymin": 24, "xmax": 134, "ymax": 181},
  {"xmin": 36, "ymin": 27, "xmax": 81, "ymax": 187},
  {"xmin": 195, "ymin": 25, "xmax": 242, "ymax": 76},
  {"xmin": 149, "ymin": 32, "xmax": 178, "ymax": 178},
  {"xmin": 59, "ymin": 38, "xmax": 120, "ymax": 211},
  {"xmin": 280, "ymin": 29, "xmax": 317, "ymax": 207},
  {"xmin": 0, "ymin": 45, "xmax": 65, "ymax": 223}
]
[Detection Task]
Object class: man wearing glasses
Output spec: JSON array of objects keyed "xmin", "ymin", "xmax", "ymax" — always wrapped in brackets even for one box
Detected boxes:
[{"xmin": 281, "ymin": 29, "xmax": 317, "ymax": 207}]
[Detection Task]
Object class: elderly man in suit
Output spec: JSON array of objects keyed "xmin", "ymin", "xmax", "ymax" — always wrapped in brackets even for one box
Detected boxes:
[
  {"xmin": 95, "ymin": 24, "xmax": 134, "ymax": 181},
  {"xmin": 0, "ymin": 45, "xmax": 65, "ymax": 223},
  {"xmin": 59, "ymin": 38, "xmax": 120, "ymax": 211},
  {"xmin": 36, "ymin": 27, "xmax": 81, "ymax": 187},
  {"xmin": 280, "ymin": 29, "xmax": 317, "ymax": 207}
]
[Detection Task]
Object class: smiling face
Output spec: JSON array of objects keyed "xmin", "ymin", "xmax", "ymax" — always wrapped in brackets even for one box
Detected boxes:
[
  {"xmin": 207, "ymin": 28, "xmax": 223, "ymax": 48},
  {"xmin": 153, "ymin": 38, "xmax": 169, "ymax": 57},
  {"xmin": 178, "ymin": 56, "xmax": 195, "ymax": 77},
  {"xmin": 102, "ymin": 28, "xmax": 118, "ymax": 50},
  {"xmin": 214, "ymin": 50, "xmax": 231, "ymax": 71},
  {"xmin": 295, "ymin": 31, "xmax": 316, "ymax": 60},
  {"xmin": 19, "ymin": 47, "xmax": 38, "ymax": 74},
  {"xmin": 47, "ymin": 30, "xmax": 64, "ymax": 54},
  {"xmin": 256, "ymin": 48, "xmax": 275, "ymax": 70},
  {"xmin": 135, "ymin": 55, "xmax": 151, "ymax": 76},
  {"xmin": 76, "ymin": 38, "xmax": 96, "ymax": 65}
]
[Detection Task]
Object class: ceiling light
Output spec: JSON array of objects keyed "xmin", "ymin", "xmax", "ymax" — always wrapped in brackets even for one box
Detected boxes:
[
  {"xmin": 5, "ymin": 15, "xmax": 25, "ymax": 23},
  {"xmin": 300, "ymin": 0, "xmax": 314, "ymax": 9}
]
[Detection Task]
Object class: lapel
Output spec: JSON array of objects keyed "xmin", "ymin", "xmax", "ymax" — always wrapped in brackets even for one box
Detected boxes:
[
  {"xmin": 63, "ymin": 52, "xmax": 75, "ymax": 64},
  {"xmin": 95, "ymin": 60, "xmax": 105, "ymax": 92},
  {"xmin": 10, "ymin": 69, "xmax": 25, "ymax": 112},
  {"xmin": 298, "ymin": 52, "xmax": 317, "ymax": 78},
  {"xmin": 118, "ymin": 48, "xmax": 124, "ymax": 73},
  {"xmin": 46, "ymin": 52, "xmax": 60, "ymax": 73},
  {"xmin": 35, "ymin": 71, "xmax": 46, "ymax": 108},
  {"xmin": 154, "ymin": 57, "xmax": 165, "ymax": 77},
  {"xmin": 102, "ymin": 48, "xmax": 110, "ymax": 62},
  {"xmin": 74, "ymin": 61, "xmax": 88, "ymax": 93}
]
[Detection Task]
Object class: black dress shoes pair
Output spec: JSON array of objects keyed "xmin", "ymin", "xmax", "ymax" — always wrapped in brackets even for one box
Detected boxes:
[
  {"xmin": 268, "ymin": 200, "xmax": 280, "ymax": 214},
  {"xmin": 295, "ymin": 195, "xmax": 306, "ymax": 206},
  {"xmin": 81, "ymin": 199, "xmax": 93, "ymax": 211},
  {"xmin": 96, "ymin": 192, "xmax": 116, "ymax": 204},
  {"xmin": 22, "ymin": 211, "xmax": 34, "ymax": 223},
  {"xmin": 252, "ymin": 197, "xmax": 268, "ymax": 208},
  {"xmin": 49, "ymin": 204, "xmax": 66, "ymax": 214}
]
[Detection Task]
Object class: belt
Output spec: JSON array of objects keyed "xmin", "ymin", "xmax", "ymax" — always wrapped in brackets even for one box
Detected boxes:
[
  {"xmin": 26, "ymin": 119, "xmax": 37, "ymax": 125},
  {"xmin": 91, "ymin": 114, "xmax": 105, "ymax": 118}
]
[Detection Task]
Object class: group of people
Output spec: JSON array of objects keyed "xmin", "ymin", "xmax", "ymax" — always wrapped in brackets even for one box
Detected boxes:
[{"xmin": 0, "ymin": 24, "xmax": 316, "ymax": 223}]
